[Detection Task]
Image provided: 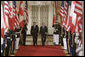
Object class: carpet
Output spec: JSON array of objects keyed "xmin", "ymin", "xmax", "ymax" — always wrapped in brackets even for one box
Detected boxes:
[{"xmin": 15, "ymin": 45, "xmax": 66, "ymax": 56}]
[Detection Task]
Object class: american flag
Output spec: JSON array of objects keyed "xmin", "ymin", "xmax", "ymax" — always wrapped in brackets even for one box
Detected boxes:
[
  {"xmin": 74, "ymin": 1, "xmax": 83, "ymax": 16},
  {"xmin": 13, "ymin": 1, "xmax": 19, "ymax": 28},
  {"xmin": 4, "ymin": 1, "xmax": 9, "ymax": 32},
  {"xmin": 78, "ymin": 16, "xmax": 83, "ymax": 32},
  {"xmin": 59, "ymin": 1, "xmax": 64, "ymax": 17},
  {"xmin": 59, "ymin": 1, "xmax": 65, "ymax": 27},
  {"xmin": 63, "ymin": 1, "xmax": 71, "ymax": 30},
  {"xmin": 65, "ymin": 1, "xmax": 71, "ymax": 31},
  {"xmin": 74, "ymin": 1, "xmax": 83, "ymax": 44},
  {"xmin": 13, "ymin": 1, "xmax": 18, "ymax": 29},
  {"xmin": 77, "ymin": 16, "xmax": 83, "ymax": 44},
  {"xmin": 74, "ymin": 1, "xmax": 83, "ymax": 32},
  {"xmin": 24, "ymin": 1, "xmax": 28, "ymax": 24}
]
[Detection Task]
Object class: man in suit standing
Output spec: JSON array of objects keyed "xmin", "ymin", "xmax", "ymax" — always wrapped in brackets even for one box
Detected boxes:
[
  {"xmin": 40, "ymin": 23, "xmax": 48, "ymax": 46},
  {"xmin": 31, "ymin": 22, "xmax": 39, "ymax": 46}
]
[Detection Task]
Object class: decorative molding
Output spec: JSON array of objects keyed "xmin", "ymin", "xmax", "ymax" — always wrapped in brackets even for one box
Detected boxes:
[
  {"xmin": 28, "ymin": 1, "xmax": 53, "ymax": 6},
  {"xmin": 26, "ymin": 34, "xmax": 53, "ymax": 36}
]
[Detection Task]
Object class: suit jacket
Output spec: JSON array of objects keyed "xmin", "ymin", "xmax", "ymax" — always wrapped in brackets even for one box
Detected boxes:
[
  {"xmin": 31, "ymin": 25, "xmax": 39, "ymax": 36},
  {"xmin": 40, "ymin": 26, "xmax": 48, "ymax": 35}
]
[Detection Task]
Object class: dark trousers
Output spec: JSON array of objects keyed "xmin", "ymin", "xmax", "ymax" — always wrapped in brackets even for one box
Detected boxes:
[
  {"xmin": 72, "ymin": 43, "xmax": 76, "ymax": 56},
  {"xmin": 23, "ymin": 33, "xmax": 26, "ymax": 45},
  {"xmin": 5, "ymin": 39, "xmax": 11, "ymax": 56},
  {"xmin": 69, "ymin": 38, "xmax": 72, "ymax": 54},
  {"xmin": 41, "ymin": 34, "xmax": 46, "ymax": 46},
  {"xmin": 66, "ymin": 38, "xmax": 69, "ymax": 53},
  {"xmin": 61, "ymin": 36, "xmax": 63, "ymax": 46},
  {"xmin": 1, "ymin": 43, "xmax": 5, "ymax": 56},
  {"xmin": 11, "ymin": 36, "xmax": 15, "ymax": 54},
  {"xmin": 32, "ymin": 35, "xmax": 37, "ymax": 46}
]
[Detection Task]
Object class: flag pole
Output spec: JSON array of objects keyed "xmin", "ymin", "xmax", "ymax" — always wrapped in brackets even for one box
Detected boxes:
[
  {"xmin": 82, "ymin": 2, "xmax": 84, "ymax": 55},
  {"xmin": 61, "ymin": 17, "xmax": 63, "ymax": 46},
  {"xmin": 65, "ymin": 28, "xmax": 67, "ymax": 50},
  {"xmin": 65, "ymin": 29, "xmax": 66, "ymax": 39},
  {"xmin": 11, "ymin": 33, "xmax": 13, "ymax": 54},
  {"xmin": 68, "ymin": 31, "xmax": 70, "ymax": 54},
  {"xmin": 76, "ymin": 15, "xmax": 79, "ymax": 49},
  {"xmin": 76, "ymin": 16, "xmax": 79, "ymax": 49},
  {"xmin": 4, "ymin": 47, "xmax": 5, "ymax": 56}
]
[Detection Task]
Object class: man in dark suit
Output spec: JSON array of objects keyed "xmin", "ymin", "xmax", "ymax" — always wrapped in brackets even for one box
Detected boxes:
[
  {"xmin": 31, "ymin": 22, "xmax": 39, "ymax": 46},
  {"xmin": 40, "ymin": 23, "xmax": 48, "ymax": 46}
]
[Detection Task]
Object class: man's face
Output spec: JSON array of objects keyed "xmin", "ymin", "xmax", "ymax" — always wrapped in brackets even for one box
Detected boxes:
[{"xmin": 42, "ymin": 23, "xmax": 45, "ymax": 26}]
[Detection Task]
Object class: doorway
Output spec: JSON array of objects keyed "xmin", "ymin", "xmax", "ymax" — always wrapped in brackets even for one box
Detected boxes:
[{"xmin": 31, "ymin": 5, "xmax": 49, "ymax": 28}]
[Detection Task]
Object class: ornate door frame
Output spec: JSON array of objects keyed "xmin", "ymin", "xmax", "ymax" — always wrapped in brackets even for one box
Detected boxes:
[{"xmin": 31, "ymin": 5, "xmax": 49, "ymax": 28}]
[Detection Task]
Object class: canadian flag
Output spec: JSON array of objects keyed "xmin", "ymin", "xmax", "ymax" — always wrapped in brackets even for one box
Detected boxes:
[
  {"xmin": 67, "ymin": 1, "xmax": 77, "ymax": 34},
  {"xmin": 9, "ymin": 1, "xmax": 17, "ymax": 31},
  {"xmin": 52, "ymin": 1, "xmax": 57, "ymax": 25},
  {"xmin": 1, "ymin": 1, "xmax": 4, "ymax": 44},
  {"xmin": 19, "ymin": 1, "xmax": 24, "ymax": 28}
]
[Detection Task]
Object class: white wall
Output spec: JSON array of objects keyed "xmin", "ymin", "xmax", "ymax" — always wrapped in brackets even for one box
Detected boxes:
[
  {"xmin": 48, "ymin": 5, "xmax": 55, "ymax": 35},
  {"xmin": 26, "ymin": 5, "xmax": 55, "ymax": 35}
]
